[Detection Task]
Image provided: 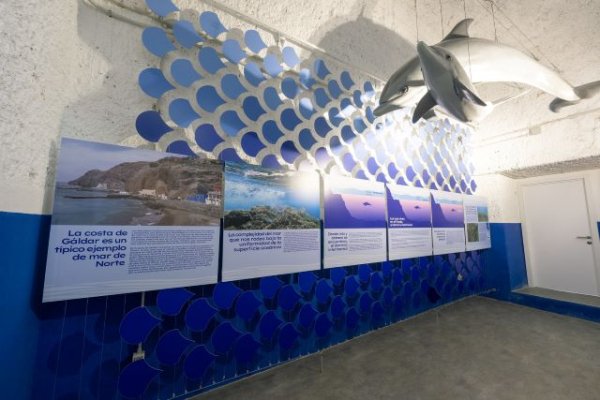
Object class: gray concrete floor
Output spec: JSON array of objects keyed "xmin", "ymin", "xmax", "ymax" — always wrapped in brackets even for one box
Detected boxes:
[
  {"xmin": 515, "ymin": 287, "xmax": 600, "ymax": 308},
  {"xmin": 193, "ymin": 297, "xmax": 600, "ymax": 400}
]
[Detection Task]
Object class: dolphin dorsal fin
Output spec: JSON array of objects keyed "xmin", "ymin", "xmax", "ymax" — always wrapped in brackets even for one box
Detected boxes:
[
  {"xmin": 442, "ymin": 18, "xmax": 473, "ymax": 41},
  {"xmin": 412, "ymin": 92, "xmax": 437, "ymax": 123}
]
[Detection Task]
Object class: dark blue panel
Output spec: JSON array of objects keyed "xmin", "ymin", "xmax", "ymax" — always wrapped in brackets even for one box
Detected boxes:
[
  {"xmin": 166, "ymin": 140, "xmax": 195, "ymax": 157},
  {"xmin": 169, "ymin": 98, "xmax": 200, "ymax": 128},
  {"xmin": 280, "ymin": 109, "xmax": 302, "ymax": 131},
  {"xmin": 136, "ymin": 111, "xmax": 172, "ymax": 142},
  {"xmin": 313, "ymin": 59, "xmax": 331, "ymax": 79},
  {"xmin": 316, "ymin": 280, "xmax": 333, "ymax": 304},
  {"xmin": 198, "ymin": 47, "xmax": 226, "ymax": 74},
  {"xmin": 242, "ymin": 96, "xmax": 266, "ymax": 121},
  {"xmin": 156, "ymin": 329, "xmax": 194, "ymax": 365},
  {"xmin": 345, "ymin": 307, "xmax": 360, "ymax": 330},
  {"xmin": 262, "ymin": 120, "xmax": 284, "ymax": 144},
  {"xmin": 342, "ymin": 153, "xmax": 357, "ymax": 173},
  {"xmin": 156, "ymin": 288, "xmax": 194, "ymax": 316},
  {"xmin": 328, "ymin": 107, "xmax": 344, "ymax": 127},
  {"xmin": 146, "ymin": 0, "xmax": 179, "ymax": 17},
  {"xmin": 184, "ymin": 345, "xmax": 215, "ymax": 380},
  {"xmin": 211, "ymin": 322, "xmax": 241, "ymax": 355},
  {"xmin": 359, "ymin": 292, "xmax": 373, "ymax": 315},
  {"xmin": 328, "ymin": 80, "xmax": 342, "ymax": 99},
  {"xmin": 264, "ymin": 54, "xmax": 283, "ymax": 77},
  {"xmin": 142, "ymin": 27, "xmax": 175, "ymax": 57},
  {"xmin": 502, "ymin": 292, "xmax": 600, "ymax": 323},
  {"xmin": 173, "ymin": 20, "xmax": 203, "ymax": 48},
  {"xmin": 138, "ymin": 68, "xmax": 174, "ymax": 98},
  {"xmin": 314, "ymin": 117, "xmax": 332, "ymax": 138},
  {"xmin": 196, "ymin": 85, "xmax": 225, "ymax": 112},
  {"xmin": 220, "ymin": 110, "xmax": 247, "ymax": 137},
  {"xmin": 264, "ymin": 87, "xmax": 283, "ymax": 111},
  {"xmin": 244, "ymin": 30, "xmax": 267, "ymax": 53},
  {"xmin": 213, "ymin": 282, "xmax": 242, "ymax": 311},
  {"xmin": 353, "ymin": 90, "xmax": 364, "ymax": 108},
  {"xmin": 282, "ymin": 47, "xmax": 300, "ymax": 67},
  {"xmin": 330, "ymin": 296, "xmax": 346, "ymax": 320},
  {"xmin": 358, "ymin": 264, "xmax": 372, "ymax": 284},
  {"xmin": 484, "ymin": 223, "xmax": 527, "ymax": 297},
  {"xmin": 200, "ymin": 11, "xmax": 228, "ymax": 38},
  {"xmin": 244, "ymin": 62, "xmax": 266, "ymax": 86},
  {"xmin": 171, "ymin": 59, "xmax": 202, "ymax": 87},
  {"xmin": 241, "ymin": 131, "xmax": 266, "ymax": 157},
  {"xmin": 298, "ymin": 303, "xmax": 318, "ymax": 329},
  {"xmin": 235, "ymin": 291, "xmax": 261, "ymax": 322},
  {"xmin": 185, "ymin": 298, "xmax": 218, "ymax": 332},
  {"xmin": 330, "ymin": 268, "xmax": 347, "ymax": 286},
  {"xmin": 221, "ymin": 74, "xmax": 247, "ymax": 99},
  {"xmin": 299, "ymin": 68, "xmax": 316, "ymax": 89},
  {"xmin": 119, "ymin": 307, "xmax": 161, "ymax": 344},
  {"xmin": 261, "ymin": 154, "xmax": 281, "ymax": 169},
  {"xmin": 314, "ymin": 88, "xmax": 331, "ymax": 108},
  {"xmin": 340, "ymin": 71, "xmax": 355, "ymax": 90},
  {"xmin": 195, "ymin": 123, "xmax": 224, "ymax": 151},
  {"xmin": 314, "ymin": 313, "xmax": 332, "ymax": 337},
  {"xmin": 281, "ymin": 77, "xmax": 299, "ymax": 99},
  {"xmin": 118, "ymin": 360, "xmax": 161, "ymax": 398},
  {"xmin": 234, "ymin": 334, "xmax": 260, "ymax": 364},
  {"xmin": 278, "ymin": 323, "xmax": 299, "ymax": 350},
  {"xmin": 280, "ymin": 141, "xmax": 301, "ymax": 164},
  {"xmin": 299, "ymin": 129, "xmax": 317, "ymax": 151},
  {"xmin": 277, "ymin": 285, "xmax": 301, "ymax": 312},
  {"xmin": 344, "ymin": 276, "xmax": 359, "ymax": 298},
  {"xmin": 260, "ymin": 276, "xmax": 284, "ymax": 300},
  {"xmin": 222, "ymin": 39, "xmax": 245, "ymax": 63},
  {"xmin": 259, "ymin": 311, "xmax": 283, "ymax": 341},
  {"xmin": 298, "ymin": 272, "xmax": 317, "ymax": 295}
]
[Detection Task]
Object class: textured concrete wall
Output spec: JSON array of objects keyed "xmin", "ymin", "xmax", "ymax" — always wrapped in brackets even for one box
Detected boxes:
[{"xmin": 2, "ymin": 0, "xmax": 598, "ymax": 221}]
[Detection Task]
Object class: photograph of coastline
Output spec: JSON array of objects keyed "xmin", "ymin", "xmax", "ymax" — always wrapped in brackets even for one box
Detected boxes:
[
  {"xmin": 223, "ymin": 162, "xmax": 320, "ymax": 230},
  {"xmin": 51, "ymin": 138, "xmax": 223, "ymax": 226},
  {"xmin": 431, "ymin": 192, "xmax": 464, "ymax": 228},
  {"xmin": 386, "ymin": 185, "xmax": 432, "ymax": 228},
  {"xmin": 324, "ymin": 176, "xmax": 386, "ymax": 229},
  {"xmin": 477, "ymin": 206, "xmax": 489, "ymax": 222}
]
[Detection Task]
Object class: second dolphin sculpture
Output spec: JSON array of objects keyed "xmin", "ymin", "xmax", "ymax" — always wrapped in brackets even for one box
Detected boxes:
[
  {"xmin": 412, "ymin": 42, "xmax": 490, "ymax": 124},
  {"xmin": 374, "ymin": 19, "xmax": 600, "ymax": 121}
]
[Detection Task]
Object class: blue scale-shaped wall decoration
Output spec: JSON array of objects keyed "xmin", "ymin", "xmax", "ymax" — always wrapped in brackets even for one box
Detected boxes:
[{"xmin": 31, "ymin": 2, "xmax": 485, "ymax": 400}]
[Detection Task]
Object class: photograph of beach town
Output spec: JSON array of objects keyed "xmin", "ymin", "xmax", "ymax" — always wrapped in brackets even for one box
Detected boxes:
[{"xmin": 51, "ymin": 138, "xmax": 223, "ymax": 226}]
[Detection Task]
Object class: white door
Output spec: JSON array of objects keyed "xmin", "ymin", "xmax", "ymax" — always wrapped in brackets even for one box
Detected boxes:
[{"xmin": 521, "ymin": 178, "xmax": 599, "ymax": 296}]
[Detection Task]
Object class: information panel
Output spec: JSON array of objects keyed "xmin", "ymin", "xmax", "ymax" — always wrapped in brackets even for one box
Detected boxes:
[
  {"xmin": 323, "ymin": 176, "xmax": 387, "ymax": 268},
  {"xmin": 221, "ymin": 163, "xmax": 321, "ymax": 281},
  {"xmin": 43, "ymin": 138, "xmax": 223, "ymax": 302},
  {"xmin": 463, "ymin": 195, "xmax": 491, "ymax": 251},
  {"xmin": 430, "ymin": 190, "xmax": 466, "ymax": 255},
  {"xmin": 386, "ymin": 184, "xmax": 433, "ymax": 259}
]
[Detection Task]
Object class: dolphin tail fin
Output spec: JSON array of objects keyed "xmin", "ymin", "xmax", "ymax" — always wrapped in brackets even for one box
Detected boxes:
[
  {"xmin": 412, "ymin": 92, "xmax": 437, "ymax": 123},
  {"xmin": 550, "ymin": 81, "xmax": 600, "ymax": 112}
]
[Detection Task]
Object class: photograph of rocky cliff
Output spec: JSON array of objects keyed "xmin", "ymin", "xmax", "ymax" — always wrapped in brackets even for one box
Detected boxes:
[
  {"xmin": 223, "ymin": 162, "xmax": 320, "ymax": 230},
  {"xmin": 51, "ymin": 138, "xmax": 223, "ymax": 226}
]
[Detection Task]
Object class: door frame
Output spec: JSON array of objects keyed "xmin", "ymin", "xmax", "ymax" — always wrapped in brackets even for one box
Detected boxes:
[{"xmin": 517, "ymin": 170, "xmax": 600, "ymax": 295}]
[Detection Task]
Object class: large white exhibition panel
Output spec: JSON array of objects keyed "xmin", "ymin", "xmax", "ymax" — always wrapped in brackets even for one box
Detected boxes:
[
  {"xmin": 221, "ymin": 163, "xmax": 321, "ymax": 281},
  {"xmin": 386, "ymin": 184, "xmax": 433, "ymax": 259},
  {"xmin": 463, "ymin": 195, "xmax": 491, "ymax": 251},
  {"xmin": 430, "ymin": 190, "xmax": 466, "ymax": 255},
  {"xmin": 43, "ymin": 138, "xmax": 222, "ymax": 302},
  {"xmin": 323, "ymin": 176, "xmax": 387, "ymax": 268}
]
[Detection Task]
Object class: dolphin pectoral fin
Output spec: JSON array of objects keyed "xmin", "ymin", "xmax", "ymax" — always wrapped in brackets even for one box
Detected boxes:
[
  {"xmin": 442, "ymin": 18, "xmax": 473, "ymax": 41},
  {"xmin": 455, "ymin": 81, "xmax": 487, "ymax": 106},
  {"xmin": 422, "ymin": 109, "xmax": 437, "ymax": 121},
  {"xmin": 550, "ymin": 80, "xmax": 600, "ymax": 112},
  {"xmin": 412, "ymin": 92, "xmax": 437, "ymax": 123}
]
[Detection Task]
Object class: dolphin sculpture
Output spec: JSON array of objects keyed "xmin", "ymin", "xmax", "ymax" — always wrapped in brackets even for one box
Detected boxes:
[
  {"xmin": 374, "ymin": 19, "xmax": 600, "ymax": 118},
  {"xmin": 413, "ymin": 42, "xmax": 491, "ymax": 124}
]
